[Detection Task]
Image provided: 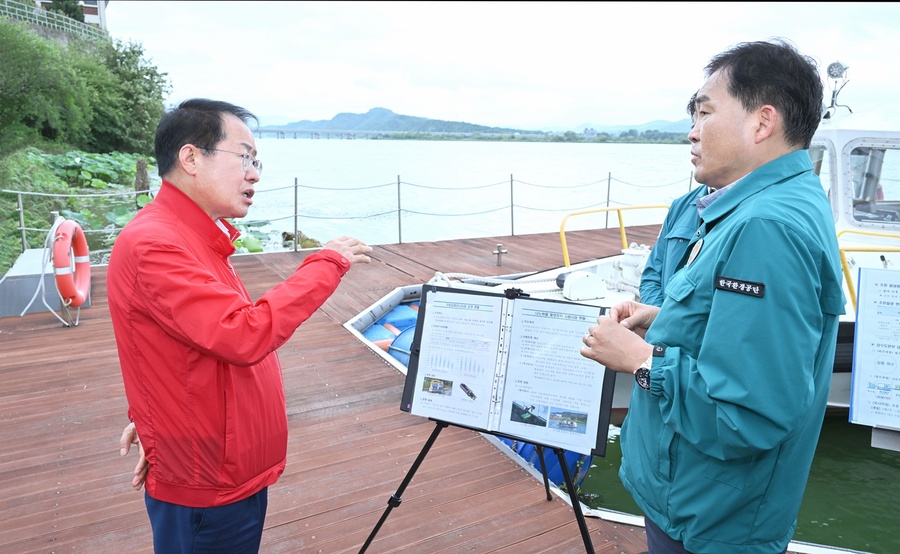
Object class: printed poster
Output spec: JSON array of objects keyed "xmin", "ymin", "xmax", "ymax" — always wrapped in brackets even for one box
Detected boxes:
[{"xmin": 850, "ymin": 268, "xmax": 900, "ymax": 429}]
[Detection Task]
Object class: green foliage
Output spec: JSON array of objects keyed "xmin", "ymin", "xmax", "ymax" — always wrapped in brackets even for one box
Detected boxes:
[
  {"xmin": 0, "ymin": 20, "xmax": 308, "ymax": 275},
  {"xmin": 0, "ymin": 148, "xmax": 316, "ymax": 275},
  {"xmin": 0, "ymin": 149, "xmax": 158, "ymax": 274},
  {"xmin": 0, "ymin": 18, "xmax": 169, "ymax": 156},
  {"xmin": 296, "ymin": 231, "xmax": 322, "ymax": 249},
  {"xmin": 97, "ymin": 39, "xmax": 170, "ymax": 155},
  {"xmin": 36, "ymin": 150, "xmax": 149, "ymax": 189},
  {"xmin": 233, "ymin": 233, "xmax": 264, "ymax": 253},
  {"xmin": 0, "ymin": 19, "xmax": 92, "ymax": 152},
  {"xmin": 233, "ymin": 221, "xmax": 268, "ymax": 253},
  {"xmin": 0, "ymin": 148, "xmax": 69, "ymax": 274},
  {"xmin": 68, "ymin": 46, "xmax": 129, "ymax": 152},
  {"xmin": 48, "ymin": 0, "xmax": 85, "ymax": 22},
  {"xmin": 231, "ymin": 221, "xmax": 325, "ymax": 253}
]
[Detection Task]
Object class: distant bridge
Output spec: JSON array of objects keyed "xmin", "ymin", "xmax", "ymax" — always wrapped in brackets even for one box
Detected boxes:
[
  {"xmin": 255, "ymin": 128, "xmax": 408, "ymax": 139},
  {"xmin": 255, "ymin": 128, "xmax": 544, "ymax": 139}
]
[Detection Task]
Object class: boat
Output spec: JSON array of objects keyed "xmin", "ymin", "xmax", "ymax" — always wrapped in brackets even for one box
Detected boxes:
[
  {"xmin": 344, "ymin": 63, "xmax": 900, "ymax": 553},
  {"xmin": 807, "ymin": 61, "xmax": 900, "ymax": 411}
]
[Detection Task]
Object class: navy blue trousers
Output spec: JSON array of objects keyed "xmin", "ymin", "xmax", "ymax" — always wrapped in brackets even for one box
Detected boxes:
[
  {"xmin": 645, "ymin": 517, "xmax": 788, "ymax": 554},
  {"xmin": 145, "ymin": 487, "xmax": 268, "ymax": 553},
  {"xmin": 645, "ymin": 517, "xmax": 693, "ymax": 554}
]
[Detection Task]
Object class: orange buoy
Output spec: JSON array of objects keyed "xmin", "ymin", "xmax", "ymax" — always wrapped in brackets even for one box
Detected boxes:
[{"xmin": 53, "ymin": 220, "xmax": 91, "ymax": 307}]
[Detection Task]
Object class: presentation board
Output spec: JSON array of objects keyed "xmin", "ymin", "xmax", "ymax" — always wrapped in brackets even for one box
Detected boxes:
[{"xmin": 400, "ymin": 285, "xmax": 616, "ymax": 456}]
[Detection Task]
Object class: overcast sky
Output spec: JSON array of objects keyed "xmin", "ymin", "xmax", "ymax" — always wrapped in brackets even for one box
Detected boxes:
[{"xmin": 105, "ymin": 1, "xmax": 900, "ymax": 130}]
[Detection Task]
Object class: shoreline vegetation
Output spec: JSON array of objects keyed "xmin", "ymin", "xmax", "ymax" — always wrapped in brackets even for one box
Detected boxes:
[
  {"xmin": 356, "ymin": 130, "xmax": 689, "ymax": 144},
  {"xmin": 0, "ymin": 15, "xmax": 688, "ymax": 275}
]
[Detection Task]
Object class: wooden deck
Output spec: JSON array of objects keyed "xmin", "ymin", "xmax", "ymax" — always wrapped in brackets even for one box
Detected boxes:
[{"xmin": 0, "ymin": 227, "xmax": 663, "ymax": 554}]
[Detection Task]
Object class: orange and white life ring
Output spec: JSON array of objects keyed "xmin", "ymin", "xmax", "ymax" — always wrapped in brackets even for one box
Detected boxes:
[{"xmin": 53, "ymin": 220, "xmax": 91, "ymax": 308}]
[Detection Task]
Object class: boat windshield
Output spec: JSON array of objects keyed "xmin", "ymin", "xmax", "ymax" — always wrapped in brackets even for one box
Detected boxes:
[
  {"xmin": 809, "ymin": 144, "xmax": 832, "ymax": 194},
  {"xmin": 848, "ymin": 146, "xmax": 900, "ymax": 224},
  {"xmin": 810, "ymin": 143, "xmax": 900, "ymax": 226}
]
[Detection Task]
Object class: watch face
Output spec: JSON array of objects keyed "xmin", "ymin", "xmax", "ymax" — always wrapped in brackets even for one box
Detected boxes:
[{"xmin": 635, "ymin": 367, "xmax": 651, "ymax": 391}]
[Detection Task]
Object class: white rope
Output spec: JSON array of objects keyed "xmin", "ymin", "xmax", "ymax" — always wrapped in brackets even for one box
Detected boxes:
[
  {"xmin": 428, "ymin": 268, "xmax": 644, "ymax": 301},
  {"xmin": 19, "ymin": 216, "xmax": 80, "ymax": 327},
  {"xmin": 427, "ymin": 271, "xmax": 560, "ymax": 287}
]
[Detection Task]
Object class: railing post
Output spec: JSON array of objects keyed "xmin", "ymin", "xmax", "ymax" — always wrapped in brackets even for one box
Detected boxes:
[
  {"xmin": 293, "ymin": 177, "xmax": 299, "ymax": 252},
  {"xmin": 397, "ymin": 175, "xmax": 402, "ymax": 244},
  {"xmin": 605, "ymin": 172, "xmax": 612, "ymax": 229},
  {"xmin": 17, "ymin": 192, "xmax": 27, "ymax": 251},
  {"xmin": 510, "ymin": 174, "xmax": 515, "ymax": 236}
]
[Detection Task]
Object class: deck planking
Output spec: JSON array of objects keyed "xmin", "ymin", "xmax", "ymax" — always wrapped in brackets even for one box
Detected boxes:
[{"xmin": 0, "ymin": 227, "xmax": 663, "ymax": 554}]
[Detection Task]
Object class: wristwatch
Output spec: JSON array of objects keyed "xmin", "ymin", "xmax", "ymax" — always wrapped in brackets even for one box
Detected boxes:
[{"xmin": 634, "ymin": 345, "xmax": 666, "ymax": 391}]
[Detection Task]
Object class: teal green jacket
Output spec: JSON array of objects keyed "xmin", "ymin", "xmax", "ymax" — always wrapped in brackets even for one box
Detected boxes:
[
  {"xmin": 640, "ymin": 185, "xmax": 709, "ymax": 307},
  {"xmin": 620, "ymin": 150, "xmax": 845, "ymax": 553}
]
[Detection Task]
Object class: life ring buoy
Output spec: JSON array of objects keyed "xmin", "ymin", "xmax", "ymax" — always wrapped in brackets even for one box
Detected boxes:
[{"xmin": 53, "ymin": 220, "xmax": 91, "ymax": 308}]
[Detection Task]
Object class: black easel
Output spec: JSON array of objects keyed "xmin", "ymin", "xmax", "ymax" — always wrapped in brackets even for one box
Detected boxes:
[{"xmin": 358, "ymin": 420, "xmax": 595, "ymax": 554}]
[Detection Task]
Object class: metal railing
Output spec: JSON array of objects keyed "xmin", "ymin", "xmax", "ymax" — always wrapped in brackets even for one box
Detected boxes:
[
  {"xmin": 558, "ymin": 205, "xmax": 671, "ymax": 267},
  {"xmin": 836, "ymin": 229, "xmax": 900, "ymax": 311},
  {"xmin": 1, "ymin": 171, "xmax": 695, "ymax": 266},
  {"xmin": 1, "ymin": 0, "xmax": 108, "ymax": 42}
]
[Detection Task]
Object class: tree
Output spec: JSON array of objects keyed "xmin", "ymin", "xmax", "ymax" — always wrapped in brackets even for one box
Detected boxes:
[
  {"xmin": 48, "ymin": 0, "xmax": 85, "ymax": 23},
  {"xmin": 69, "ymin": 48, "xmax": 129, "ymax": 152},
  {"xmin": 98, "ymin": 39, "xmax": 170, "ymax": 155},
  {"xmin": 0, "ymin": 20, "xmax": 91, "ymax": 153},
  {"xmin": 0, "ymin": 19, "xmax": 169, "ymax": 156}
]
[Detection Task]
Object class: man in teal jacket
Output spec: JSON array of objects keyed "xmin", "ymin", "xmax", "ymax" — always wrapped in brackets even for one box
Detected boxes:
[{"xmin": 581, "ymin": 39, "xmax": 844, "ymax": 553}]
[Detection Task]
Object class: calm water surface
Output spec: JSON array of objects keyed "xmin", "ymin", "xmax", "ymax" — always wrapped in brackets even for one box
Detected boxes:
[
  {"xmin": 580, "ymin": 416, "xmax": 900, "ymax": 553},
  {"xmin": 242, "ymin": 138, "xmax": 696, "ymax": 245}
]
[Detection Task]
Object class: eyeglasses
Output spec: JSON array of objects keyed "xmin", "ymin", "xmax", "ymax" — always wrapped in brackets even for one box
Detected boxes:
[{"xmin": 203, "ymin": 148, "xmax": 263, "ymax": 175}]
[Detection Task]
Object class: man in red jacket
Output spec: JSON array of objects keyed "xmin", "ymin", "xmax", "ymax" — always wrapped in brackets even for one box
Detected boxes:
[{"xmin": 110, "ymin": 98, "xmax": 372, "ymax": 553}]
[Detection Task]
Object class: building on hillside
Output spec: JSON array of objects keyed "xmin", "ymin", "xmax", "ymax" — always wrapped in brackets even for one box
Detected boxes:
[{"xmin": 32, "ymin": 0, "xmax": 108, "ymax": 30}]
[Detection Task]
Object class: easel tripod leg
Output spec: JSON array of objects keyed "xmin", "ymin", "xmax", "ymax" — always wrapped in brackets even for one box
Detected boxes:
[
  {"xmin": 534, "ymin": 445, "xmax": 553, "ymax": 501},
  {"xmin": 359, "ymin": 420, "xmax": 448, "ymax": 554},
  {"xmin": 555, "ymin": 448, "xmax": 594, "ymax": 554}
]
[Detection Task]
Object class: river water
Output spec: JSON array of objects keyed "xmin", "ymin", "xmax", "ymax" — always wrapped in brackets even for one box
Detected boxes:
[
  {"xmin": 241, "ymin": 138, "xmax": 695, "ymax": 246},
  {"xmin": 243, "ymin": 137, "xmax": 899, "ymax": 553}
]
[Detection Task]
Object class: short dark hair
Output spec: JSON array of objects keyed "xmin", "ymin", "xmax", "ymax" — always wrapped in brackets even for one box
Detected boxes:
[
  {"xmin": 154, "ymin": 99, "xmax": 259, "ymax": 178},
  {"xmin": 687, "ymin": 91, "xmax": 698, "ymax": 122},
  {"xmin": 704, "ymin": 38, "xmax": 823, "ymax": 149}
]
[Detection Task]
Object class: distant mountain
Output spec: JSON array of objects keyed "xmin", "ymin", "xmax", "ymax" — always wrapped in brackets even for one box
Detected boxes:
[
  {"xmin": 268, "ymin": 107, "xmax": 538, "ymax": 135},
  {"xmin": 261, "ymin": 107, "xmax": 691, "ymax": 135}
]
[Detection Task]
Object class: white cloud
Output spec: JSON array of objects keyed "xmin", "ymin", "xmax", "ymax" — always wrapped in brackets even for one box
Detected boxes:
[{"xmin": 106, "ymin": 1, "xmax": 900, "ymax": 130}]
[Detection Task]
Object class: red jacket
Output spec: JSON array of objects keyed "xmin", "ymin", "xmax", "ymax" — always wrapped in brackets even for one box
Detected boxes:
[{"xmin": 107, "ymin": 181, "xmax": 350, "ymax": 507}]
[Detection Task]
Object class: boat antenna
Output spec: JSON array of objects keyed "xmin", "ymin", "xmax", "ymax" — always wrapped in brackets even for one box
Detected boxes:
[{"xmin": 822, "ymin": 61, "xmax": 852, "ymax": 119}]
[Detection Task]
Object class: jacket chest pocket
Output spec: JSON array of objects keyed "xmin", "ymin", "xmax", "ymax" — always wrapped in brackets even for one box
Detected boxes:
[
  {"xmin": 664, "ymin": 270, "xmax": 695, "ymax": 303},
  {"xmin": 654, "ymin": 268, "xmax": 711, "ymax": 348}
]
